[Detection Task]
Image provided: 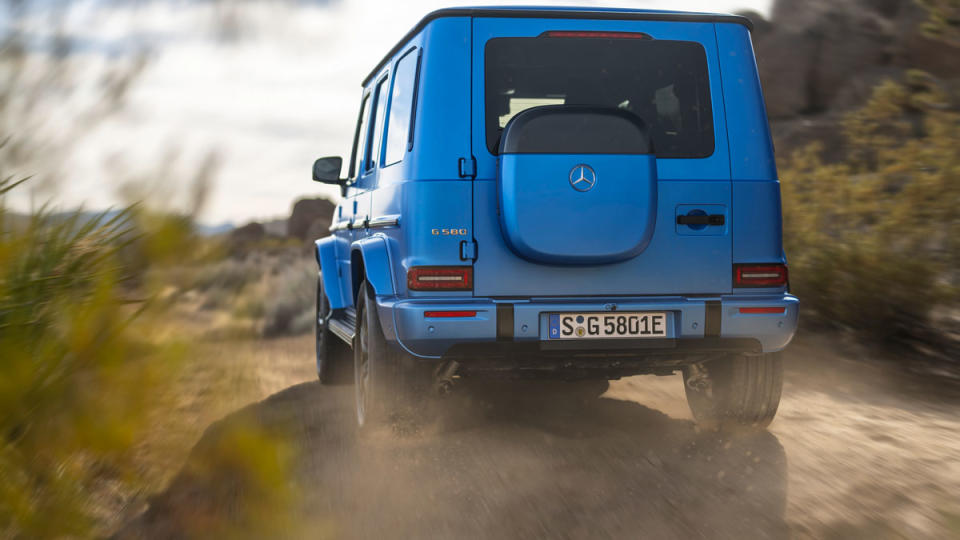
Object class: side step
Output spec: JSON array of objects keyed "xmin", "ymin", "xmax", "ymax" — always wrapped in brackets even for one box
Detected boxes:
[{"xmin": 328, "ymin": 307, "xmax": 356, "ymax": 345}]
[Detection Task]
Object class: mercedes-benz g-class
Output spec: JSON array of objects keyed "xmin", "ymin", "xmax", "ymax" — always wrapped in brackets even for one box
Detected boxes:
[{"xmin": 310, "ymin": 7, "xmax": 798, "ymax": 429}]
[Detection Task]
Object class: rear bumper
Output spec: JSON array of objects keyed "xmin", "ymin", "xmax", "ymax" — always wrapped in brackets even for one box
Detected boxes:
[{"xmin": 376, "ymin": 294, "xmax": 799, "ymax": 359}]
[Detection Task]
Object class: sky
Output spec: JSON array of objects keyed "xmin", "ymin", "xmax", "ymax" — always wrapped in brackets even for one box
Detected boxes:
[{"xmin": 6, "ymin": 0, "xmax": 772, "ymax": 226}]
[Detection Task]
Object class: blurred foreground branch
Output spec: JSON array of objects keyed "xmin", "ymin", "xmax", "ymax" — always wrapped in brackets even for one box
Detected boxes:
[{"xmin": 0, "ymin": 173, "xmax": 193, "ymax": 537}]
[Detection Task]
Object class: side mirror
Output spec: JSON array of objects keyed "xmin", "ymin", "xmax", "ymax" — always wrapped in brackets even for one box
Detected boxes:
[{"xmin": 312, "ymin": 157, "xmax": 343, "ymax": 185}]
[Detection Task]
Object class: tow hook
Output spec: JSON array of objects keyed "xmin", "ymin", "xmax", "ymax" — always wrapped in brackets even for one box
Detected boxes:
[
  {"xmin": 685, "ymin": 363, "xmax": 712, "ymax": 398},
  {"xmin": 434, "ymin": 360, "xmax": 460, "ymax": 395}
]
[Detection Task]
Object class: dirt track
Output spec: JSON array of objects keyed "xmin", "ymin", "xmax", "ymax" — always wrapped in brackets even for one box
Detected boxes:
[{"xmin": 124, "ymin": 334, "xmax": 960, "ymax": 539}]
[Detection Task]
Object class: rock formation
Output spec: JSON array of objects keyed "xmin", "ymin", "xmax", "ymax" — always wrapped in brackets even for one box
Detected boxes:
[
  {"xmin": 287, "ymin": 197, "xmax": 336, "ymax": 242},
  {"xmin": 744, "ymin": 0, "xmax": 960, "ymax": 159}
]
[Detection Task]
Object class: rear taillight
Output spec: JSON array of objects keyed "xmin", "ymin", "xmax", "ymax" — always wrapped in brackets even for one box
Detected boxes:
[
  {"xmin": 407, "ymin": 266, "xmax": 473, "ymax": 291},
  {"xmin": 734, "ymin": 264, "xmax": 789, "ymax": 288},
  {"xmin": 541, "ymin": 30, "xmax": 653, "ymax": 40}
]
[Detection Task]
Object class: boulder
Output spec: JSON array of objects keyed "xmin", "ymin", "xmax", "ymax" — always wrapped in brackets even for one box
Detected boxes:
[
  {"xmin": 228, "ymin": 221, "xmax": 265, "ymax": 245},
  {"xmin": 808, "ymin": 10, "xmax": 894, "ymax": 112},
  {"xmin": 829, "ymin": 65, "xmax": 906, "ymax": 112},
  {"xmin": 771, "ymin": 114, "xmax": 850, "ymax": 162},
  {"xmin": 770, "ymin": 0, "xmax": 902, "ymax": 31},
  {"xmin": 754, "ymin": 30, "xmax": 819, "ymax": 118},
  {"xmin": 892, "ymin": 3, "xmax": 960, "ymax": 77},
  {"xmin": 756, "ymin": 0, "xmax": 897, "ymax": 115},
  {"xmin": 754, "ymin": 0, "xmax": 960, "ymax": 162},
  {"xmin": 226, "ymin": 221, "xmax": 266, "ymax": 256},
  {"xmin": 287, "ymin": 198, "xmax": 336, "ymax": 241}
]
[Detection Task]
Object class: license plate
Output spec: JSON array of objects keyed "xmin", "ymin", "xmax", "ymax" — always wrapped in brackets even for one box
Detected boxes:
[{"xmin": 548, "ymin": 312, "xmax": 668, "ymax": 340}]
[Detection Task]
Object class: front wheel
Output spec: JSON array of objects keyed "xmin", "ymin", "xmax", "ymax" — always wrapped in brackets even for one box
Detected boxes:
[
  {"xmin": 682, "ymin": 353, "xmax": 783, "ymax": 430},
  {"xmin": 316, "ymin": 274, "xmax": 351, "ymax": 385}
]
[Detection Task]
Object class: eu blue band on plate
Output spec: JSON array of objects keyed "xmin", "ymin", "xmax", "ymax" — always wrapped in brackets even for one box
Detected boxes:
[{"xmin": 549, "ymin": 314, "xmax": 560, "ymax": 339}]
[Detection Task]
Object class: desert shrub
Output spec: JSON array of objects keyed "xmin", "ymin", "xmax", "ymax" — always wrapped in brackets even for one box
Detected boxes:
[
  {"xmin": 0, "ymin": 177, "xmax": 191, "ymax": 537},
  {"xmin": 261, "ymin": 263, "xmax": 316, "ymax": 337},
  {"xmin": 0, "ymin": 176, "xmax": 305, "ymax": 537},
  {"xmin": 233, "ymin": 292, "xmax": 266, "ymax": 319},
  {"xmin": 917, "ymin": 0, "xmax": 960, "ymax": 46},
  {"xmin": 781, "ymin": 74, "xmax": 960, "ymax": 340},
  {"xmin": 191, "ymin": 257, "xmax": 263, "ymax": 294}
]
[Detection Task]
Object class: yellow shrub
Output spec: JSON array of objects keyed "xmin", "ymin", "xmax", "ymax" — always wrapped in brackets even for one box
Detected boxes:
[{"xmin": 781, "ymin": 77, "xmax": 960, "ymax": 339}]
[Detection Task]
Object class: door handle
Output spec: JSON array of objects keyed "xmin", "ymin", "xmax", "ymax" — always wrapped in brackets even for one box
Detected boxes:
[{"xmin": 677, "ymin": 214, "xmax": 725, "ymax": 226}]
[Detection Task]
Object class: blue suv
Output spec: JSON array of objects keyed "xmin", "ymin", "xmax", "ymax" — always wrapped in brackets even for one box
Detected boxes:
[{"xmin": 311, "ymin": 7, "xmax": 799, "ymax": 429}]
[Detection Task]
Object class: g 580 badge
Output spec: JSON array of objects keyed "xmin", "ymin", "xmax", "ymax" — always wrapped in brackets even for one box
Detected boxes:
[{"xmin": 431, "ymin": 228, "xmax": 468, "ymax": 236}]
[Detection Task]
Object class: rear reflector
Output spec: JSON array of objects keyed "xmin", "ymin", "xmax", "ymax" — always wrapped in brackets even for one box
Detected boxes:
[
  {"xmin": 541, "ymin": 30, "xmax": 653, "ymax": 40},
  {"xmin": 407, "ymin": 266, "xmax": 473, "ymax": 291},
  {"xmin": 739, "ymin": 307, "xmax": 786, "ymax": 314},
  {"xmin": 734, "ymin": 264, "xmax": 789, "ymax": 288},
  {"xmin": 424, "ymin": 311, "xmax": 478, "ymax": 318}
]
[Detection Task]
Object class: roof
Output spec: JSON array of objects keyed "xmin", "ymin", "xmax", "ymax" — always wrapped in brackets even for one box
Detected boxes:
[{"xmin": 361, "ymin": 6, "xmax": 752, "ymax": 86}]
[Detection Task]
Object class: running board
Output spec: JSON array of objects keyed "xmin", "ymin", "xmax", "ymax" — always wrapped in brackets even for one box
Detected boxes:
[{"xmin": 328, "ymin": 307, "xmax": 356, "ymax": 345}]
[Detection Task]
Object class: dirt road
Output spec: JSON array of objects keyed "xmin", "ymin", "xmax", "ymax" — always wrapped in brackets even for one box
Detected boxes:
[{"xmin": 123, "ymin": 334, "xmax": 960, "ymax": 539}]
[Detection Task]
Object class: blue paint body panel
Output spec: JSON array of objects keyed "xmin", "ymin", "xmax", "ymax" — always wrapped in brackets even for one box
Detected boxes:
[
  {"xmin": 315, "ymin": 237, "xmax": 349, "ymax": 309},
  {"xmin": 350, "ymin": 235, "xmax": 397, "ymax": 297},
  {"xmin": 313, "ymin": 7, "xmax": 797, "ymax": 360},
  {"xmin": 715, "ymin": 23, "xmax": 777, "ymax": 182},
  {"xmin": 732, "ymin": 180, "xmax": 784, "ymax": 263}
]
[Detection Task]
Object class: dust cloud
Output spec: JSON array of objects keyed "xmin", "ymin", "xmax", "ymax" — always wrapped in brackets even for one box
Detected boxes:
[{"xmin": 121, "ymin": 334, "xmax": 960, "ymax": 539}]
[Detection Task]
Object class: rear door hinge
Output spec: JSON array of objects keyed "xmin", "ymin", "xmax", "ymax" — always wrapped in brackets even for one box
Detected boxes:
[
  {"xmin": 458, "ymin": 156, "xmax": 477, "ymax": 179},
  {"xmin": 460, "ymin": 240, "xmax": 478, "ymax": 261}
]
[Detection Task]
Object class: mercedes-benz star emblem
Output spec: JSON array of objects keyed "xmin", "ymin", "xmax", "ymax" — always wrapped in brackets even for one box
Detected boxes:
[{"xmin": 569, "ymin": 164, "xmax": 597, "ymax": 192}]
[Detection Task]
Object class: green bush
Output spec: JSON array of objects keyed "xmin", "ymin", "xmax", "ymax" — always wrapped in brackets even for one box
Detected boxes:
[{"xmin": 781, "ymin": 75, "xmax": 960, "ymax": 340}]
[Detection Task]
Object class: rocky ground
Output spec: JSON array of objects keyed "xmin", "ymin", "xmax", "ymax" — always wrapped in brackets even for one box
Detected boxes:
[{"xmin": 119, "ymin": 332, "xmax": 960, "ymax": 539}]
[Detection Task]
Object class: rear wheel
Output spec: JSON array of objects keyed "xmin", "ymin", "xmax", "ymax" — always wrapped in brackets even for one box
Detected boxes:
[
  {"xmin": 353, "ymin": 281, "xmax": 433, "ymax": 429},
  {"xmin": 682, "ymin": 353, "xmax": 783, "ymax": 429},
  {"xmin": 316, "ymin": 274, "xmax": 351, "ymax": 385}
]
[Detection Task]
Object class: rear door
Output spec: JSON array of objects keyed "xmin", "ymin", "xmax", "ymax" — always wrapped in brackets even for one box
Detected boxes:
[{"xmin": 470, "ymin": 17, "xmax": 733, "ymax": 297}]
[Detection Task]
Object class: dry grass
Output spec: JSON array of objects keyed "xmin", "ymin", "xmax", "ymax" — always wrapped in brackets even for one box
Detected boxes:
[{"xmin": 116, "ymin": 335, "xmax": 315, "ymax": 536}]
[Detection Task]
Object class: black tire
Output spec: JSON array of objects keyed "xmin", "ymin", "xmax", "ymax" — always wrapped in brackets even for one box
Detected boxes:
[
  {"xmin": 682, "ymin": 353, "xmax": 783, "ymax": 430},
  {"xmin": 353, "ymin": 281, "xmax": 432, "ymax": 429},
  {"xmin": 316, "ymin": 274, "xmax": 352, "ymax": 385}
]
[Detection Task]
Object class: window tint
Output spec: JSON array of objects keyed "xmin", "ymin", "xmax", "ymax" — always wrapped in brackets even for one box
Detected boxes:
[
  {"xmin": 368, "ymin": 77, "xmax": 389, "ymax": 171},
  {"xmin": 384, "ymin": 49, "xmax": 420, "ymax": 166},
  {"xmin": 350, "ymin": 95, "xmax": 370, "ymax": 179},
  {"xmin": 485, "ymin": 37, "xmax": 714, "ymax": 158}
]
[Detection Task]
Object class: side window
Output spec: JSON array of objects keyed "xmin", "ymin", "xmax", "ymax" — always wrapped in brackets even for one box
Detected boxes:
[
  {"xmin": 384, "ymin": 49, "xmax": 421, "ymax": 166},
  {"xmin": 350, "ymin": 95, "xmax": 370, "ymax": 179},
  {"xmin": 367, "ymin": 77, "xmax": 389, "ymax": 171}
]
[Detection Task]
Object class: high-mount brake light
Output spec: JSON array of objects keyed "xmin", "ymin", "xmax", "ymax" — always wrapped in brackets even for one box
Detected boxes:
[
  {"xmin": 733, "ymin": 264, "xmax": 789, "ymax": 288},
  {"xmin": 424, "ymin": 310, "xmax": 478, "ymax": 318},
  {"xmin": 407, "ymin": 266, "xmax": 473, "ymax": 291},
  {"xmin": 541, "ymin": 30, "xmax": 653, "ymax": 40}
]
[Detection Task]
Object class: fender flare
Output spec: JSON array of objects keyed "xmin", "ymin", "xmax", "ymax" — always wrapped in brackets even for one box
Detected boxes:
[
  {"xmin": 350, "ymin": 235, "xmax": 398, "ymax": 302},
  {"xmin": 314, "ymin": 236, "xmax": 349, "ymax": 310}
]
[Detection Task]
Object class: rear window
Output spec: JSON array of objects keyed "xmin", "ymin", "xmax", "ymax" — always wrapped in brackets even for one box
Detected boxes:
[{"xmin": 485, "ymin": 36, "xmax": 714, "ymax": 158}]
